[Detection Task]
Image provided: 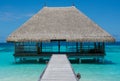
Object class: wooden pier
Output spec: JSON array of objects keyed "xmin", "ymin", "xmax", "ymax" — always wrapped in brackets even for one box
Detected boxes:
[{"xmin": 39, "ymin": 54, "xmax": 78, "ymax": 81}]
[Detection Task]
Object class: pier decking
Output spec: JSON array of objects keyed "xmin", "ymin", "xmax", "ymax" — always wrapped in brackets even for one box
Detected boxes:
[{"xmin": 39, "ymin": 54, "xmax": 78, "ymax": 81}]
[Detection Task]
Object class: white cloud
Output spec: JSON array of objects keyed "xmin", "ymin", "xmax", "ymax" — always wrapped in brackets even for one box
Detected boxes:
[
  {"xmin": 25, "ymin": 13, "xmax": 34, "ymax": 17},
  {"xmin": 0, "ymin": 11, "xmax": 34, "ymax": 21},
  {"xmin": 111, "ymin": 33, "xmax": 120, "ymax": 41}
]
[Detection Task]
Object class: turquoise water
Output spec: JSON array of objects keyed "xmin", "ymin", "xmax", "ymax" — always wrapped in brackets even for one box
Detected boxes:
[
  {"xmin": 0, "ymin": 43, "xmax": 120, "ymax": 81},
  {"xmin": 0, "ymin": 44, "xmax": 46, "ymax": 81}
]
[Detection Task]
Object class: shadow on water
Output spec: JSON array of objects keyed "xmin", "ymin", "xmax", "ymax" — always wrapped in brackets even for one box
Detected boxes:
[
  {"xmin": 11, "ymin": 59, "xmax": 116, "ymax": 65},
  {"xmin": 12, "ymin": 59, "xmax": 49, "ymax": 65},
  {"xmin": 103, "ymin": 60, "xmax": 116, "ymax": 65},
  {"xmin": 70, "ymin": 59, "xmax": 116, "ymax": 65}
]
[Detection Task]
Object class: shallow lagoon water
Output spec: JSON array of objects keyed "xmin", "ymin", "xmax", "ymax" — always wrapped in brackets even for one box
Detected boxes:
[
  {"xmin": 0, "ymin": 43, "xmax": 120, "ymax": 81},
  {"xmin": 0, "ymin": 45, "xmax": 46, "ymax": 81}
]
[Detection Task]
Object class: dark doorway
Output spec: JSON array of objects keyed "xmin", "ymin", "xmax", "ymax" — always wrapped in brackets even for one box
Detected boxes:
[{"xmin": 51, "ymin": 39, "xmax": 66, "ymax": 53}]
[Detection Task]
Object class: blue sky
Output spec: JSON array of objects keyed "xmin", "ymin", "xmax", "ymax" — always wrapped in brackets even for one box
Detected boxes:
[{"xmin": 0, "ymin": 0, "xmax": 120, "ymax": 42}]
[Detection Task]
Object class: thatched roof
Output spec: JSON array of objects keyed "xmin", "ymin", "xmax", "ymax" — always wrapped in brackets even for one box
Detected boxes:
[{"xmin": 7, "ymin": 6, "xmax": 115, "ymax": 42}]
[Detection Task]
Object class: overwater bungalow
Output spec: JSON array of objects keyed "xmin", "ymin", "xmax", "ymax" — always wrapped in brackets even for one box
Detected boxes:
[{"xmin": 7, "ymin": 6, "xmax": 115, "ymax": 62}]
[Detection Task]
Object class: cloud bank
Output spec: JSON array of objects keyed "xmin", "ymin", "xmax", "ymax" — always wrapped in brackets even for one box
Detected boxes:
[{"xmin": 0, "ymin": 11, "xmax": 34, "ymax": 21}]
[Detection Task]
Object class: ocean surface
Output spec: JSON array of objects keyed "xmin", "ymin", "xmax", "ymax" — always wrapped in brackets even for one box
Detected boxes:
[{"xmin": 0, "ymin": 43, "xmax": 120, "ymax": 81}]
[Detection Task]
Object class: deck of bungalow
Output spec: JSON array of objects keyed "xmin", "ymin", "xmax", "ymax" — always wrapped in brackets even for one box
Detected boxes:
[{"xmin": 13, "ymin": 41, "xmax": 105, "ymax": 63}]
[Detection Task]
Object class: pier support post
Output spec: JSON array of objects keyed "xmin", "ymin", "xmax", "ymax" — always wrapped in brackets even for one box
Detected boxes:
[
  {"xmin": 20, "ymin": 58, "xmax": 22, "ymax": 62},
  {"xmin": 94, "ymin": 57, "xmax": 105, "ymax": 63},
  {"xmin": 14, "ymin": 57, "xmax": 17, "ymax": 63},
  {"xmin": 78, "ymin": 58, "xmax": 81, "ymax": 64},
  {"xmin": 37, "ymin": 58, "xmax": 39, "ymax": 62},
  {"xmin": 99, "ymin": 57, "xmax": 105, "ymax": 63}
]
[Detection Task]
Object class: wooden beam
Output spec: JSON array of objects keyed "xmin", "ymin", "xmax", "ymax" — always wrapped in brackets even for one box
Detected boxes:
[
  {"xmin": 76, "ymin": 42, "xmax": 78, "ymax": 53},
  {"xmin": 80, "ymin": 42, "xmax": 83, "ymax": 53},
  {"xmin": 94, "ymin": 42, "xmax": 97, "ymax": 53},
  {"xmin": 14, "ymin": 42, "xmax": 17, "ymax": 54},
  {"xmin": 102, "ymin": 42, "xmax": 105, "ymax": 53},
  {"xmin": 36, "ymin": 42, "xmax": 39, "ymax": 54},
  {"xmin": 40, "ymin": 42, "xmax": 42, "ymax": 53}
]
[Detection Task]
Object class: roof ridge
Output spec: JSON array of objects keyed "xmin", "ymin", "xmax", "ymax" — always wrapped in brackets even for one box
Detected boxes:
[{"xmin": 44, "ymin": 6, "xmax": 75, "ymax": 8}]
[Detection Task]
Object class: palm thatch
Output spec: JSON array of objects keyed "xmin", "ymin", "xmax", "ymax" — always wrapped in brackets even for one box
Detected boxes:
[{"xmin": 7, "ymin": 6, "xmax": 115, "ymax": 42}]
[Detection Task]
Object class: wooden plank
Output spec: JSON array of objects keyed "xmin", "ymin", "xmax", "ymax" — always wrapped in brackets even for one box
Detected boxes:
[{"xmin": 39, "ymin": 54, "xmax": 78, "ymax": 81}]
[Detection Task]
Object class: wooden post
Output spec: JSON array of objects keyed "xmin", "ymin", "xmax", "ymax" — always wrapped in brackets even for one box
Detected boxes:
[
  {"xmin": 40, "ymin": 42, "xmax": 42, "ymax": 53},
  {"xmin": 80, "ymin": 42, "xmax": 82, "ymax": 53},
  {"xmin": 66, "ymin": 42, "xmax": 68, "ymax": 53},
  {"xmin": 20, "ymin": 42, "xmax": 24, "ymax": 53},
  {"xmin": 58, "ymin": 41, "xmax": 60, "ymax": 53},
  {"xmin": 36, "ymin": 42, "xmax": 39, "ymax": 54},
  {"xmin": 76, "ymin": 42, "xmax": 78, "ymax": 53},
  {"xmin": 94, "ymin": 42, "xmax": 97, "ymax": 53},
  {"xmin": 14, "ymin": 57, "xmax": 17, "ymax": 63},
  {"xmin": 17, "ymin": 42, "xmax": 20, "ymax": 53},
  {"xmin": 102, "ymin": 57, "xmax": 105, "ymax": 63},
  {"xmin": 77, "ymin": 58, "xmax": 81, "ymax": 64},
  {"xmin": 98, "ymin": 42, "xmax": 101, "ymax": 49},
  {"xmin": 79, "ymin": 58, "xmax": 81, "ymax": 64},
  {"xmin": 14, "ymin": 42, "xmax": 17, "ymax": 54},
  {"xmin": 102, "ymin": 42, "xmax": 105, "ymax": 53},
  {"xmin": 22, "ymin": 42, "xmax": 24, "ymax": 53}
]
